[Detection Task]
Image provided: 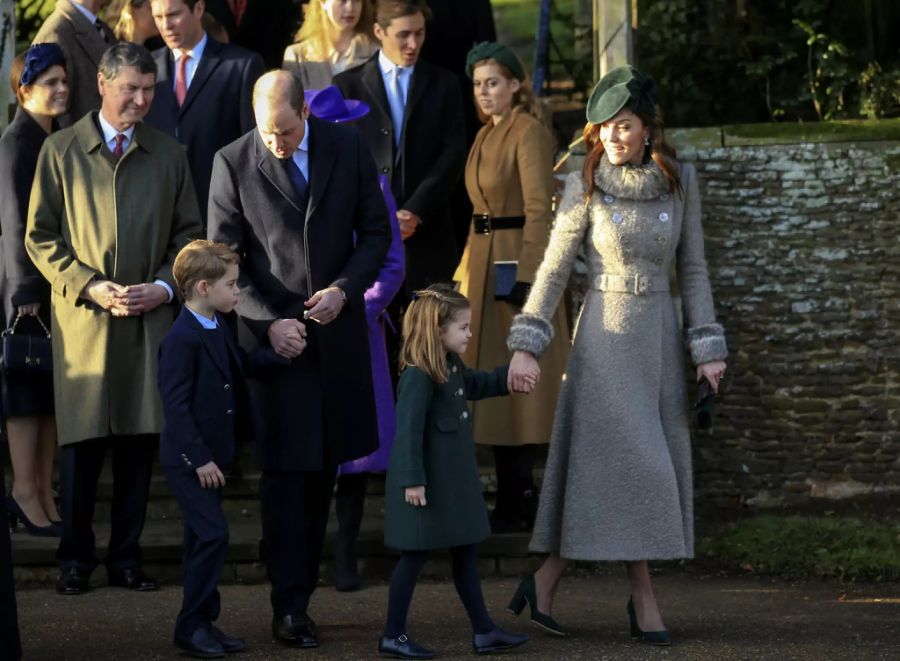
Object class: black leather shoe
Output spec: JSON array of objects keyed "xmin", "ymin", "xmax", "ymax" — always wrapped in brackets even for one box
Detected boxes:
[
  {"xmin": 208, "ymin": 625, "xmax": 246, "ymax": 653},
  {"xmin": 174, "ymin": 627, "xmax": 226, "ymax": 659},
  {"xmin": 473, "ymin": 626, "xmax": 529, "ymax": 654},
  {"xmin": 507, "ymin": 575, "xmax": 568, "ymax": 637},
  {"xmin": 273, "ymin": 614, "xmax": 318, "ymax": 648},
  {"xmin": 56, "ymin": 567, "xmax": 91, "ymax": 595},
  {"xmin": 107, "ymin": 568, "xmax": 158, "ymax": 591},
  {"xmin": 627, "ymin": 598, "xmax": 672, "ymax": 646},
  {"xmin": 377, "ymin": 634, "xmax": 435, "ymax": 659}
]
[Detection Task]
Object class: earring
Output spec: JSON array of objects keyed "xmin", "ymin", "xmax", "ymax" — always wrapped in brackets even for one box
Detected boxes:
[{"xmin": 644, "ymin": 137, "xmax": 650, "ymax": 146}]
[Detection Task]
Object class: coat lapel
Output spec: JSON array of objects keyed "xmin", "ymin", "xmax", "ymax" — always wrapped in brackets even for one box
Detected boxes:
[
  {"xmin": 255, "ymin": 132, "xmax": 306, "ymax": 212},
  {"xmin": 360, "ymin": 56, "xmax": 392, "ymax": 124},
  {"xmin": 305, "ymin": 118, "xmax": 335, "ymax": 223},
  {"xmin": 181, "ymin": 308, "xmax": 231, "ymax": 379},
  {"xmin": 62, "ymin": 1, "xmax": 109, "ymax": 66},
  {"xmin": 179, "ymin": 38, "xmax": 225, "ymax": 117}
]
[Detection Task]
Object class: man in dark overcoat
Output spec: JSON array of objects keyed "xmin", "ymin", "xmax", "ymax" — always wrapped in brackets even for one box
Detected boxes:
[
  {"xmin": 144, "ymin": 0, "xmax": 264, "ymax": 227},
  {"xmin": 334, "ymin": 0, "xmax": 465, "ymax": 291},
  {"xmin": 207, "ymin": 70, "xmax": 390, "ymax": 648},
  {"xmin": 32, "ymin": 0, "xmax": 118, "ymax": 126}
]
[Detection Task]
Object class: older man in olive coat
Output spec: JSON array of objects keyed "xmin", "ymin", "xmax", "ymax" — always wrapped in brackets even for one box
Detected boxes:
[{"xmin": 26, "ymin": 43, "xmax": 202, "ymax": 595}]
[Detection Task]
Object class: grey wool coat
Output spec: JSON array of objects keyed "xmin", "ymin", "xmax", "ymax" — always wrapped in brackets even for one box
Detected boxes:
[
  {"xmin": 507, "ymin": 155, "xmax": 727, "ymax": 561},
  {"xmin": 384, "ymin": 355, "xmax": 509, "ymax": 551}
]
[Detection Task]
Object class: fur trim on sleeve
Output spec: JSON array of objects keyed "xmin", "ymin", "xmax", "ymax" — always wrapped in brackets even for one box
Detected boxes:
[
  {"xmin": 686, "ymin": 323, "xmax": 728, "ymax": 365},
  {"xmin": 507, "ymin": 313, "xmax": 555, "ymax": 358}
]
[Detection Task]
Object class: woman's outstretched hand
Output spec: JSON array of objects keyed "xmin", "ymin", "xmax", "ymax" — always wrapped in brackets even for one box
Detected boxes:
[{"xmin": 509, "ymin": 350, "xmax": 541, "ymax": 394}]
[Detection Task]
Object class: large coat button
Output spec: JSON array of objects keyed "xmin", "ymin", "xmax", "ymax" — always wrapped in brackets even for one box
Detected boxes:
[
  {"xmin": 457, "ymin": 388, "xmax": 464, "ymax": 396},
  {"xmin": 381, "ymin": 128, "xmax": 390, "ymax": 135},
  {"xmin": 612, "ymin": 212, "xmax": 623, "ymax": 224},
  {"xmin": 603, "ymin": 194, "xmax": 614, "ymax": 204},
  {"xmin": 461, "ymin": 411, "xmax": 469, "ymax": 420},
  {"xmin": 659, "ymin": 212, "xmax": 669, "ymax": 222},
  {"xmin": 656, "ymin": 235, "xmax": 667, "ymax": 244},
  {"xmin": 451, "ymin": 365, "xmax": 458, "ymax": 373},
  {"xmin": 226, "ymin": 409, "xmax": 234, "ymax": 415},
  {"xmin": 381, "ymin": 166, "xmax": 390, "ymax": 173},
  {"xmin": 224, "ymin": 384, "xmax": 231, "ymax": 391}
]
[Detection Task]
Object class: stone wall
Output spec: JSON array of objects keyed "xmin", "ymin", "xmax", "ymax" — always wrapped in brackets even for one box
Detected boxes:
[{"xmin": 563, "ymin": 120, "xmax": 900, "ymax": 509}]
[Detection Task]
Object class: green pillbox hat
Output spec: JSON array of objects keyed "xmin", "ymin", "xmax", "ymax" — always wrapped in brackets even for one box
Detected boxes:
[
  {"xmin": 586, "ymin": 65, "xmax": 658, "ymax": 124},
  {"xmin": 465, "ymin": 41, "xmax": 526, "ymax": 81}
]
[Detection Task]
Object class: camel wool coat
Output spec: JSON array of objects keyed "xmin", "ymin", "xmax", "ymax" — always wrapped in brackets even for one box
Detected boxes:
[
  {"xmin": 453, "ymin": 108, "xmax": 569, "ymax": 445},
  {"xmin": 508, "ymin": 155, "xmax": 727, "ymax": 561},
  {"xmin": 26, "ymin": 114, "xmax": 202, "ymax": 446}
]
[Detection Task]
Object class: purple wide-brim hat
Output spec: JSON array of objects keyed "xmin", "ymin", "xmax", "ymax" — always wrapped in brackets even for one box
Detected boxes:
[{"xmin": 304, "ymin": 85, "xmax": 370, "ymax": 124}]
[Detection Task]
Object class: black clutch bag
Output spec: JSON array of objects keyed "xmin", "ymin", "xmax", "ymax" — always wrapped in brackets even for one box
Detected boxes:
[
  {"xmin": 2, "ymin": 315, "xmax": 52, "ymax": 376},
  {"xmin": 694, "ymin": 376, "xmax": 716, "ymax": 430}
]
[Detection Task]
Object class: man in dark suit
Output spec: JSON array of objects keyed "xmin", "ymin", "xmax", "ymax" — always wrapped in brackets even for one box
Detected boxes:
[
  {"xmin": 145, "ymin": 0, "xmax": 264, "ymax": 226},
  {"xmin": 208, "ymin": 70, "xmax": 390, "ymax": 648},
  {"xmin": 32, "ymin": 0, "xmax": 117, "ymax": 126},
  {"xmin": 335, "ymin": 0, "xmax": 465, "ymax": 292}
]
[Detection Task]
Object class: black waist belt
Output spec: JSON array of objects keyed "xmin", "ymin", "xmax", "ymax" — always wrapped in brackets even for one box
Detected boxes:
[{"xmin": 473, "ymin": 214, "xmax": 526, "ymax": 234}]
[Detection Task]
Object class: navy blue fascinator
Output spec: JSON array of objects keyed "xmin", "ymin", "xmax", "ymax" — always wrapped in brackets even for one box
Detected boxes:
[{"xmin": 20, "ymin": 43, "xmax": 66, "ymax": 87}]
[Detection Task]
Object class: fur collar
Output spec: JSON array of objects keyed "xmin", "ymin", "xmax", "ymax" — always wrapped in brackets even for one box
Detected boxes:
[{"xmin": 594, "ymin": 153, "xmax": 671, "ymax": 200}]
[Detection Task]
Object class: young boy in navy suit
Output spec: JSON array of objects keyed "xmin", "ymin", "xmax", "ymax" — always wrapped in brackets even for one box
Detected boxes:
[{"xmin": 159, "ymin": 240, "xmax": 290, "ymax": 658}]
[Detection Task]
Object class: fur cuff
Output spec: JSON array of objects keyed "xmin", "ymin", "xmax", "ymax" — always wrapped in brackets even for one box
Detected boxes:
[
  {"xmin": 687, "ymin": 323, "xmax": 728, "ymax": 365},
  {"xmin": 507, "ymin": 313, "xmax": 554, "ymax": 358}
]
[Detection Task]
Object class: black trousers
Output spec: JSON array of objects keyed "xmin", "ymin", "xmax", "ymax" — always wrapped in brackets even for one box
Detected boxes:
[
  {"xmin": 1, "ymin": 468, "xmax": 22, "ymax": 660},
  {"xmin": 56, "ymin": 435, "xmax": 157, "ymax": 574},
  {"xmin": 164, "ymin": 466, "xmax": 229, "ymax": 637},
  {"xmin": 260, "ymin": 467, "xmax": 336, "ymax": 617}
]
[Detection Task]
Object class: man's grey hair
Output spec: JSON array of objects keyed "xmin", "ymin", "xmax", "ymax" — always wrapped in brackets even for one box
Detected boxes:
[{"xmin": 98, "ymin": 43, "xmax": 156, "ymax": 81}]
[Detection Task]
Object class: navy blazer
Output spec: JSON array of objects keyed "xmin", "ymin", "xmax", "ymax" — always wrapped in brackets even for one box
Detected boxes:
[
  {"xmin": 158, "ymin": 306, "xmax": 284, "ymax": 469},
  {"xmin": 145, "ymin": 37, "xmax": 264, "ymax": 226}
]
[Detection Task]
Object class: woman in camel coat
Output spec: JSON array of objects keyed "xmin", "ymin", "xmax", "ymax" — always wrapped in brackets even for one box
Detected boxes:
[{"xmin": 453, "ymin": 42, "xmax": 569, "ymax": 532}]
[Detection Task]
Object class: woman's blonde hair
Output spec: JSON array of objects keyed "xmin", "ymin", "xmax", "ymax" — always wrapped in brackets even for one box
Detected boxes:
[
  {"xmin": 106, "ymin": 0, "xmax": 144, "ymax": 42},
  {"xmin": 400, "ymin": 284, "xmax": 470, "ymax": 384},
  {"xmin": 470, "ymin": 57, "xmax": 542, "ymax": 124},
  {"xmin": 294, "ymin": 0, "xmax": 375, "ymax": 61}
]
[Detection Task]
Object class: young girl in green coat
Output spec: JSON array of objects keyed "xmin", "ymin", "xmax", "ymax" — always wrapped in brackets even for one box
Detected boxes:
[{"xmin": 378, "ymin": 285, "xmax": 532, "ymax": 659}]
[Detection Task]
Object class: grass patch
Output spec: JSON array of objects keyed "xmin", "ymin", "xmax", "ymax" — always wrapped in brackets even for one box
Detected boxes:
[{"xmin": 698, "ymin": 515, "xmax": 900, "ymax": 582}]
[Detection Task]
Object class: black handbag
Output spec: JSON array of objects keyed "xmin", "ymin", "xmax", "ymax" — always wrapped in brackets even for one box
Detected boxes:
[{"xmin": 1, "ymin": 314, "xmax": 52, "ymax": 376}]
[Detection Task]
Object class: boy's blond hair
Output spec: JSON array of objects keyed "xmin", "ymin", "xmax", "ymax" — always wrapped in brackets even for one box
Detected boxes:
[{"xmin": 172, "ymin": 240, "xmax": 239, "ymax": 301}]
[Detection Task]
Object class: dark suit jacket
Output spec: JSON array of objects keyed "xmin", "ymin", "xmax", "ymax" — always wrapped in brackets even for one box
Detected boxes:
[
  {"xmin": 32, "ymin": 0, "xmax": 117, "ymax": 126},
  {"xmin": 158, "ymin": 307, "xmax": 285, "ymax": 469},
  {"xmin": 145, "ymin": 37, "xmax": 264, "ymax": 226},
  {"xmin": 207, "ymin": 118, "xmax": 391, "ymax": 472},
  {"xmin": 335, "ymin": 55, "xmax": 465, "ymax": 290}
]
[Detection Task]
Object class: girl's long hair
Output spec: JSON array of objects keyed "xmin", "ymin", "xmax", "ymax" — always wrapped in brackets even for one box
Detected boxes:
[
  {"xmin": 400, "ymin": 284, "xmax": 470, "ymax": 384},
  {"xmin": 581, "ymin": 106, "xmax": 682, "ymax": 199},
  {"xmin": 469, "ymin": 58, "xmax": 542, "ymax": 124},
  {"xmin": 293, "ymin": 0, "xmax": 375, "ymax": 61}
]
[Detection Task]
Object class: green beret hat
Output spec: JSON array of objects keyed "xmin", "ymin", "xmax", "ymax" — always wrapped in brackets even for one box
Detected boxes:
[
  {"xmin": 465, "ymin": 41, "xmax": 525, "ymax": 81},
  {"xmin": 586, "ymin": 65, "xmax": 658, "ymax": 124}
]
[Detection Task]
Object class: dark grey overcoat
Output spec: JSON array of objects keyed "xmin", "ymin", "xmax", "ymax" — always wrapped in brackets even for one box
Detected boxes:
[{"xmin": 384, "ymin": 355, "xmax": 508, "ymax": 551}]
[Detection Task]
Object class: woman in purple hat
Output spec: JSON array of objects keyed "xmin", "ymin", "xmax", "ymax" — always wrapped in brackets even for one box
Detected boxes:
[
  {"xmin": 305, "ymin": 85, "xmax": 404, "ymax": 591},
  {"xmin": 1, "ymin": 44, "xmax": 69, "ymax": 539}
]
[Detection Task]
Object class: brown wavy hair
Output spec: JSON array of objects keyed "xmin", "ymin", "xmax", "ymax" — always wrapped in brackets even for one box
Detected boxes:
[
  {"xmin": 400, "ymin": 284, "xmax": 470, "ymax": 383},
  {"xmin": 582, "ymin": 106, "xmax": 682, "ymax": 199}
]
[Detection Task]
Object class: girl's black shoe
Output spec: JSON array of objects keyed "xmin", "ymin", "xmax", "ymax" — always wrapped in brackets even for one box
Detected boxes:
[
  {"xmin": 507, "ymin": 575, "xmax": 568, "ymax": 637},
  {"xmin": 7, "ymin": 495, "xmax": 61, "ymax": 537},
  {"xmin": 627, "ymin": 597, "xmax": 672, "ymax": 646}
]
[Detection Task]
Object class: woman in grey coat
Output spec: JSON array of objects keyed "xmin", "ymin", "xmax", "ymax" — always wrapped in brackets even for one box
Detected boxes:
[{"xmin": 505, "ymin": 66, "xmax": 727, "ymax": 645}]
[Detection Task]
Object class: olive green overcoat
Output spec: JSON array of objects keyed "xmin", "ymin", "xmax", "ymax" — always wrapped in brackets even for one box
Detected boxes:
[
  {"xmin": 384, "ymin": 354, "xmax": 509, "ymax": 551},
  {"xmin": 453, "ymin": 108, "xmax": 569, "ymax": 445},
  {"xmin": 26, "ymin": 113, "xmax": 202, "ymax": 446}
]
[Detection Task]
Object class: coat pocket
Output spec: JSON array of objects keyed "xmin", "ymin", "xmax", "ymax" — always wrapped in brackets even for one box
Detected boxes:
[{"xmin": 435, "ymin": 416, "xmax": 460, "ymax": 433}]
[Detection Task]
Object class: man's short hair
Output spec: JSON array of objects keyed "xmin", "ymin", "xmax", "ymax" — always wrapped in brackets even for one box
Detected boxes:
[
  {"xmin": 173, "ymin": 240, "xmax": 240, "ymax": 300},
  {"xmin": 375, "ymin": 0, "xmax": 432, "ymax": 29},
  {"xmin": 252, "ymin": 70, "xmax": 305, "ymax": 115},
  {"xmin": 98, "ymin": 42, "xmax": 156, "ymax": 81}
]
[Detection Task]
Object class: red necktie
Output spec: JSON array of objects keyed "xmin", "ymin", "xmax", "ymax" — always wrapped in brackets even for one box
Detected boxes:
[
  {"xmin": 113, "ymin": 134, "xmax": 126, "ymax": 160},
  {"xmin": 175, "ymin": 54, "xmax": 190, "ymax": 106}
]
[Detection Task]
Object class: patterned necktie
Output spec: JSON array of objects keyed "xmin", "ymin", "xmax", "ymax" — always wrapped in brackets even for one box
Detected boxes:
[
  {"xmin": 283, "ymin": 157, "xmax": 308, "ymax": 201},
  {"xmin": 94, "ymin": 20, "xmax": 108, "ymax": 45},
  {"xmin": 388, "ymin": 67, "xmax": 405, "ymax": 148},
  {"xmin": 175, "ymin": 54, "xmax": 191, "ymax": 106},
  {"xmin": 113, "ymin": 134, "xmax": 126, "ymax": 160}
]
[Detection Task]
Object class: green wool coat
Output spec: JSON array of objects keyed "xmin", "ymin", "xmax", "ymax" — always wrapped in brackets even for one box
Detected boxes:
[
  {"xmin": 26, "ymin": 113, "xmax": 202, "ymax": 446},
  {"xmin": 384, "ymin": 355, "xmax": 509, "ymax": 551}
]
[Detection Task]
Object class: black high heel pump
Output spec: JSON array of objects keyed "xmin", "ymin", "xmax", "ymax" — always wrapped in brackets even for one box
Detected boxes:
[
  {"xmin": 507, "ymin": 575, "xmax": 568, "ymax": 637},
  {"xmin": 7, "ymin": 495, "xmax": 62, "ymax": 537},
  {"xmin": 627, "ymin": 597, "xmax": 672, "ymax": 646}
]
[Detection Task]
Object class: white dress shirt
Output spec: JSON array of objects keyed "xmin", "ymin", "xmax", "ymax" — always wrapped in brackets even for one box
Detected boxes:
[
  {"xmin": 172, "ymin": 31, "xmax": 208, "ymax": 93},
  {"xmin": 69, "ymin": 0, "xmax": 98, "ymax": 24}
]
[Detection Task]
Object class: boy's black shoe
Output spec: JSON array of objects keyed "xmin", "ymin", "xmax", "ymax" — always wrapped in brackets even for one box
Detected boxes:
[
  {"xmin": 273, "ymin": 614, "xmax": 318, "ymax": 648},
  {"xmin": 377, "ymin": 634, "xmax": 435, "ymax": 659},
  {"xmin": 174, "ymin": 627, "xmax": 226, "ymax": 659},
  {"xmin": 208, "ymin": 625, "xmax": 246, "ymax": 653}
]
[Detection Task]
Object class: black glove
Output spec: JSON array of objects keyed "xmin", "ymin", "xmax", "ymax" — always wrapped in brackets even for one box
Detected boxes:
[{"xmin": 507, "ymin": 281, "xmax": 531, "ymax": 308}]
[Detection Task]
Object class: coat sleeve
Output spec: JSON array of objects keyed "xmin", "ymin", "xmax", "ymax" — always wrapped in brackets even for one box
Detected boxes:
[
  {"xmin": 207, "ymin": 149, "xmax": 280, "ymax": 340},
  {"xmin": 329, "ymin": 130, "xmax": 392, "ymax": 304},
  {"xmin": 463, "ymin": 363, "xmax": 510, "ymax": 401},
  {"xmin": 158, "ymin": 333, "xmax": 214, "ymax": 468},
  {"xmin": 363, "ymin": 174, "xmax": 405, "ymax": 323},
  {"xmin": 400, "ymin": 75, "xmax": 466, "ymax": 226},
  {"xmin": 390, "ymin": 368, "xmax": 434, "ymax": 488},
  {"xmin": 152, "ymin": 149, "xmax": 203, "ymax": 289},
  {"xmin": 239, "ymin": 53, "xmax": 265, "ymax": 133},
  {"xmin": 676, "ymin": 163, "xmax": 727, "ymax": 365},
  {"xmin": 514, "ymin": 121, "xmax": 555, "ymax": 283},
  {"xmin": 507, "ymin": 171, "xmax": 590, "ymax": 357},
  {"xmin": 25, "ymin": 139, "xmax": 100, "ymax": 304},
  {"xmin": 0, "ymin": 139, "xmax": 44, "ymax": 307}
]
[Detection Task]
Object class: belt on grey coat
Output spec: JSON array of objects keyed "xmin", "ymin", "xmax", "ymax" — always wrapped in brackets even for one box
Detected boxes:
[{"xmin": 592, "ymin": 273, "xmax": 670, "ymax": 295}]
